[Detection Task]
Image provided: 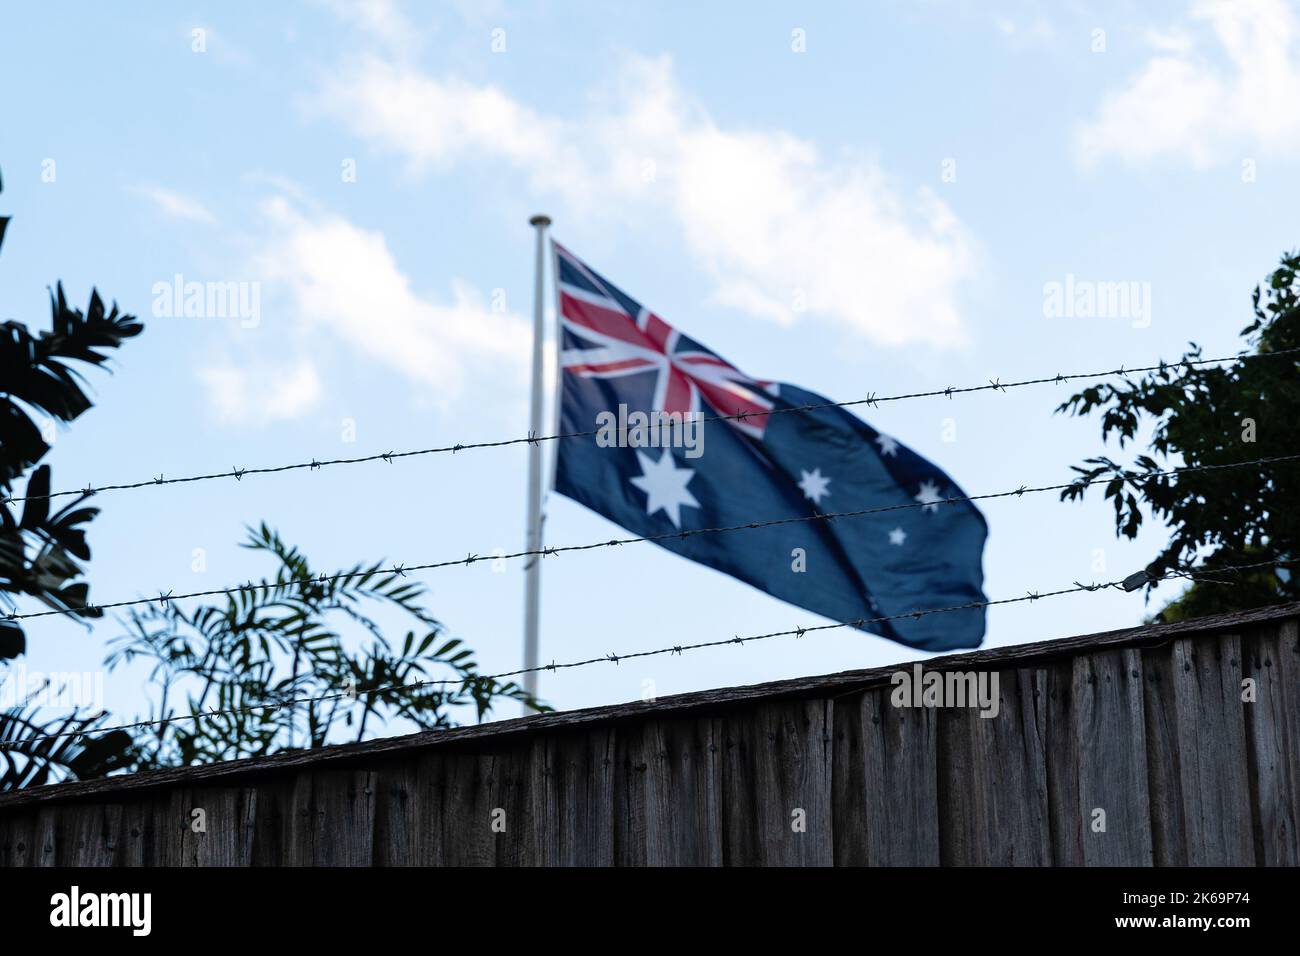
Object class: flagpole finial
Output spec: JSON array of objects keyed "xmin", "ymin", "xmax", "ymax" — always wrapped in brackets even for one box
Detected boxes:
[{"xmin": 529, "ymin": 214, "xmax": 552, "ymax": 228}]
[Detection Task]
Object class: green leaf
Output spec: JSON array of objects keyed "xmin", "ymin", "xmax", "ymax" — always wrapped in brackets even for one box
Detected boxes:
[
  {"xmin": 18, "ymin": 465, "xmax": 51, "ymax": 530},
  {"xmin": 0, "ymin": 621, "xmax": 25, "ymax": 660}
]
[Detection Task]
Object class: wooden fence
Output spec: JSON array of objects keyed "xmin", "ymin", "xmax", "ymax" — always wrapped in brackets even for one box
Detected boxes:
[{"xmin": 1, "ymin": 603, "xmax": 1297, "ymax": 866}]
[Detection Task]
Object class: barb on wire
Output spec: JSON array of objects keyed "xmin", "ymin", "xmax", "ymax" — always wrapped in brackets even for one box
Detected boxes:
[
  {"xmin": 3, "ymin": 556, "xmax": 1292, "ymax": 752},
  {"xmin": 5, "ymin": 347, "xmax": 1298, "ymax": 507},
  {"xmin": 5, "ymin": 453, "xmax": 1298, "ymax": 624}
]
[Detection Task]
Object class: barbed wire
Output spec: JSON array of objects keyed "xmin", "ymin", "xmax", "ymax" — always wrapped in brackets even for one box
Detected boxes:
[
  {"xmin": 5, "ymin": 452, "xmax": 1296, "ymax": 624},
  {"xmin": 6, "ymin": 346, "xmax": 1297, "ymax": 507},
  {"xmin": 2, "ymin": 557, "xmax": 1291, "ymax": 751}
]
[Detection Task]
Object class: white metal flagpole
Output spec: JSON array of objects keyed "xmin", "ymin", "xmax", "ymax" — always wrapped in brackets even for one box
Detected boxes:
[{"xmin": 521, "ymin": 214, "xmax": 551, "ymax": 713}]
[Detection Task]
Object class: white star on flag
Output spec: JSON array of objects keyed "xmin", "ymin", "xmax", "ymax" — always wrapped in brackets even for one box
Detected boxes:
[
  {"xmin": 797, "ymin": 467, "xmax": 832, "ymax": 504},
  {"xmin": 889, "ymin": 527, "xmax": 907, "ymax": 545},
  {"xmin": 629, "ymin": 449, "xmax": 700, "ymax": 527},
  {"xmin": 915, "ymin": 479, "xmax": 943, "ymax": 513},
  {"xmin": 875, "ymin": 434, "xmax": 899, "ymax": 457}
]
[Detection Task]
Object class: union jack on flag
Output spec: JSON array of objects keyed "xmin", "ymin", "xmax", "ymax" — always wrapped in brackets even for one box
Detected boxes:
[
  {"xmin": 551, "ymin": 242, "xmax": 988, "ymax": 651},
  {"xmin": 556, "ymin": 241, "xmax": 774, "ymax": 440}
]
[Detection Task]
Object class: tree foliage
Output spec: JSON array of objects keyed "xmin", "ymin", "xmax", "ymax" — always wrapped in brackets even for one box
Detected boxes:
[
  {"xmin": 1057, "ymin": 250, "xmax": 1300, "ymax": 619},
  {"xmin": 0, "ymin": 164, "xmax": 536, "ymax": 790},
  {"xmin": 0, "ymin": 172, "xmax": 142, "ymax": 653},
  {"xmin": 107, "ymin": 525, "xmax": 542, "ymax": 770},
  {"xmin": 0, "ymin": 706, "xmax": 136, "ymax": 791},
  {"xmin": 0, "ymin": 164, "xmax": 143, "ymax": 787}
]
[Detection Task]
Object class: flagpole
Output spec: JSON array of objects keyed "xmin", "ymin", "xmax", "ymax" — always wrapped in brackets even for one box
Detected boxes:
[{"xmin": 522, "ymin": 214, "xmax": 551, "ymax": 714}]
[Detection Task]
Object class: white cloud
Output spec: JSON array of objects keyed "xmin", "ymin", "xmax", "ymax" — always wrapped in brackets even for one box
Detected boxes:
[
  {"xmin": 254, "ymin": 195, "xmax": 530, "ymax": 396},
  {"xmin": 320, "ymin": 0, "xmax": 417, "ymax": 54},
  {"xmin": 197, "ymin": 358, "xmax": 323, "ymax": 426},
  {"xmin": 188, "ymin": 191, "xmax": 528, "ymax": 428},
  {"xmin": 133, "ymin": 185, "xmax": 215, "ymax": 224},
  {"xmin": 317, "ymin": 54, "xmax": 977, "ymax": 348},
  {"xmin": 1145, "ymin": 29, "xmax": 1195, "ymax": 55},
  {"xmin": 328, "ymin": 57, "xmax": 575, "ymax": 184},
  {"xmin": 189, "ymin": 24, "xmax": 251, "ymax": 67},
  {"xmin": 1076, "ymin": 0, "xmax": 1300, "ymax": 168},
  {"xmin": 993, "ymin": 14, "xmax": 1056, "ymax": 47}
]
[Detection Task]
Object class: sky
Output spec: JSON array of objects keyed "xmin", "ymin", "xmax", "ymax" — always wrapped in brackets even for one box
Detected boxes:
[{"xmin": 1, "ymin": 0, "xmax": 1298, "ymax": 733}]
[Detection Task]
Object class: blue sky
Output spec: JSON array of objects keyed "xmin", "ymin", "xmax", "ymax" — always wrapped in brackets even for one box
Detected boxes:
[{"xmin": 2, "ymin": 0, "xmax": 1297, "ymax": 729}]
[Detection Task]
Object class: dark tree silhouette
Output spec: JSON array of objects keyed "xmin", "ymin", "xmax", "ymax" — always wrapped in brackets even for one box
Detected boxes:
[
  {"xmin": 0, "ymin": 165, "xmax": 143, "ymax": 786},
  {"xmin": 1057, "ymin": 250, "xmax": 1300, "ymax": 620}
]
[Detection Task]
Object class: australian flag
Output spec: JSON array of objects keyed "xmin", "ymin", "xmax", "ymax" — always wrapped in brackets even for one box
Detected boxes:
[{"xmin": 552, "ymin": 243, "xmax": 987, "ymax": 650}]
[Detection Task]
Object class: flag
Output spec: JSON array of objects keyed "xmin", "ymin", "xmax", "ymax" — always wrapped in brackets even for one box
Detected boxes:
[{"xmin": 551, "ymin": 242, "xmax": 988, "ymax": 650}]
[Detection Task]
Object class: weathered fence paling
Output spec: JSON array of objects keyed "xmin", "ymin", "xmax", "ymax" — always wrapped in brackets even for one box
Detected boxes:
[{"xmin": 0, "ymin": 603, "xmax": 1297, "ymax": 866}]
